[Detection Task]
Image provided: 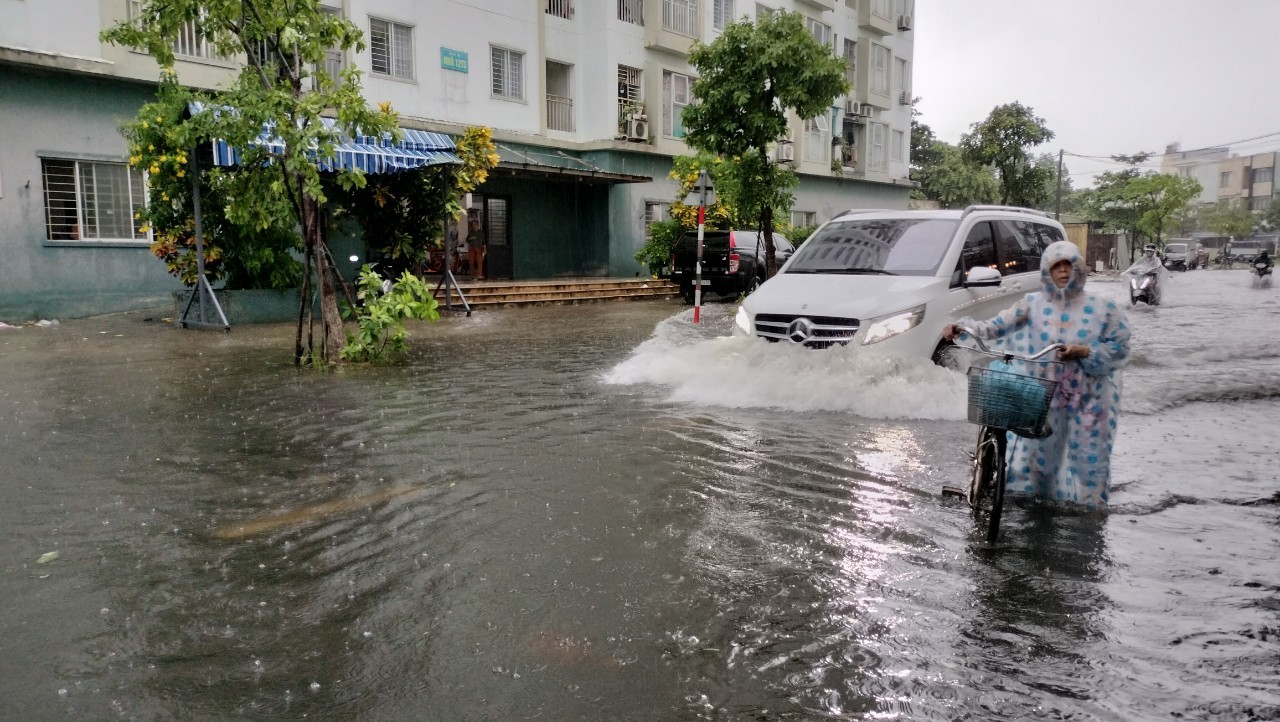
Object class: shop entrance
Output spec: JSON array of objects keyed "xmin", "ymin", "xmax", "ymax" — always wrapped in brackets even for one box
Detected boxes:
[{"xmin": 467, "ymin": 194, "xmax": 512, "ymax": 280}]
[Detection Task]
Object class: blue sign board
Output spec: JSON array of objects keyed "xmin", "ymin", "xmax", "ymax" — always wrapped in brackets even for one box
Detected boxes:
[{"xmin": 441, "ymin": 48, "xmax": 468, "ymax": 73}]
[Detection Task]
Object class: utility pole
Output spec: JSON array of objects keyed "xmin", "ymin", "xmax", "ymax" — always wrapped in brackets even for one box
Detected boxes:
[{"xmin": 1055, "ymin": 148, "xmax": 1064, "ymax": 221}]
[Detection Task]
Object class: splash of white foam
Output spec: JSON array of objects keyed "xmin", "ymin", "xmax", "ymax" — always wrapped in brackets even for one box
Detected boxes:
[{"xmin": 603, "ymin": 312, "xmax": 967, "ymax": 420}]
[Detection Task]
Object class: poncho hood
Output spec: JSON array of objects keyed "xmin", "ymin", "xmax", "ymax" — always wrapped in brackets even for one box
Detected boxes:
[{"xmin": 1041, "ymin": 241, "xmax": 1087, "ymax": 300}]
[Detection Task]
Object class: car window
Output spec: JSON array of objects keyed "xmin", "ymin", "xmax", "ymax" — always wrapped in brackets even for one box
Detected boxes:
[
  {"xmin": 995, "ymin": 221, "xmax": 1048, "ymax": 276},
  {"xmin": 675, "ymin": 231, "xmax": 732, "ymax": 252},
  {"xmin": 773, "ymin": 234, "xmax": 794, "ymax": 253},
  {"xmin": 785, "ymin": 219, "xmax": 960, "ymax": 276},
  {"xmin": 953, "ymin": 221, "xmax": 998, "ymax": 285}
]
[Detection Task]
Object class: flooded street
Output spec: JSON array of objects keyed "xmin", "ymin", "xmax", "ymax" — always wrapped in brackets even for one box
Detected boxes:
[{"xmin": 1, "ymin": 269, "xmax": 1277, "ymax": 721}]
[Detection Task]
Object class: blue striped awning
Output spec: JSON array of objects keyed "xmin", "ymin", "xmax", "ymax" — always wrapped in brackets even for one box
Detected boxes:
[{"xmin": 202, "ymin": 112, "xmax": 460, "ymax": 174}]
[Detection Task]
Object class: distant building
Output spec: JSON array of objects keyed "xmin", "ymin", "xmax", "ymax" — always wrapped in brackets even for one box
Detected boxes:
[
  {"xmin": 1, "ymin": 0, "xmax": 920, "ymax": 320},
  {"xmin": 1161, "ymin": 143, "xmax": 1278, "ymax": 212}
]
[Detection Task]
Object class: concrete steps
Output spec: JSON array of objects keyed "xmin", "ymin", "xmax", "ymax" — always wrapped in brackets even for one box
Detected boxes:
[{"xmin": 426, "ymin": 277, "xmax": 680, "ymax": 308}]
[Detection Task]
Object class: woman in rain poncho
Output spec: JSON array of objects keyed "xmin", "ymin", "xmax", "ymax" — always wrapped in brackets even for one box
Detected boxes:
[{"xmin": 945, "ymin": 241, "xmax": 1131, "ymax": 508}]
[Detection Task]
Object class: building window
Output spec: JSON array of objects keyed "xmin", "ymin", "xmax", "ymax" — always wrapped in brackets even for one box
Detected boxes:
[
  {"xmin": 491, "ymin": 46, "xmax": 525, "ymax": 100},
  {"xmin": 871, "ymin": 44, "xmax": 891, "ymax": 96},
  {"xmin": 1249, "ymin": 196, "xmax": 1269, "ymax": 211},
  {"xmin": 891, "ymin": 129, "xmax": 904, "ymax": 162},
  {"xmin": 370, "ymin": 18, "xmax": 413, "ymax": 79},
  {"xmin": 843, "ymin": 38, "xmax": 857, "ymax": 87},
  {"xmin": 1252, "ymin": 167, "xmax": 1274, "ymax": 184},
  {"xmin": 663, "ymin": 70, "xmax": 692, "ymax": 138},
  {"xmin": 872, "ymin": 0, "xmax": 893, "ymax": 20},
  {"xmin": 42, "ymin": 158, "xmax": 148, "ymax": 243},
  {"xmin": 644, "ymin": 201, "xmax": 669, "ymax": 236},
  {"xmin": 130, "ymin": 1, "xmax": 227, "ymax": 61},
  {"xmin": 618, "ymin": 64, "xmax": 644, "ymax": 133},
  {"xmin": 1220, "ymin": 171, "xmax": 1233, "ymax": 188},
  {"xmin": 663, "ymin": 0, "xmax": 699, "ymax": 36},
  {"xmin": 713, "ymin": 0, "xmax": 735, "ymax": 30},
  {"xmin": 894, "ymin": 57, "xmax": 909, "ymax": 92},
  {"xmin": 791, "ymin": 210, "xmax": 816, "ymax": 228},
  {"xmin": 805, "ymin": 18, "xmax": 831, "ymax": 47},
  {"xmin": 804, "ymin": 115, "xmax": 830, "ymax": 163},
  {"xmin": 618, "ymin": 0, "xmax": 643, "ymax": 25},
  {"xmin": 546, "ymin": 0, "xmax": 574, "ymax": 19},
  {"xmin": 870, "ymin": 122, "xmax": 887, "ymax": 171}
]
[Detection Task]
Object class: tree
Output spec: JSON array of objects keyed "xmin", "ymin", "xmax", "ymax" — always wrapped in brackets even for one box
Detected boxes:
[
  {"xmin": 960, "ymin": 102, "xmax": 1055, "ymax": 207},
  {"xmin": 681, "ymin": 11, "xmax": 848, "ymax": 276},
  {"xmin": 1130, "ymin": 174, "xmax": 1202, "ymax": 245},
  {"xmin": 1080, "ymin": 153, "xmax": 1153, "ymax": 263},
  {"xmin": 913, "ymin": 140, "xmax": 999, "ymax": 208},
  {"xmin": 1201, "ymin": 200, "xmax": 1256, "ymax": 240},
  {"xmin": 1255, "ymin": 196, "xmax": 1280, "ymax": 235},
  {"xmin": 909, "ymin": 97, "xmax": 943, "ymax": 179},
  {"xmin": 104, "ymin": 1, "xmax": 397, "ymax": 365}
]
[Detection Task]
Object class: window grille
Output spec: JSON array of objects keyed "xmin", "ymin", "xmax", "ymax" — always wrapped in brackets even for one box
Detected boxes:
[
  {"xmin": 618, "ymin": 0, "xmax": 644, "ymax": 25},
  {"xmin": 371, "ymin": 18, "xmax": 413, "ymax": 79},
  {"xmin": 42, "ymin": 159, "xmax": 148, "ymax": 242},
  {"xmin": 491, "ymin": 46, "xmax": 525, "ymax": 100}
]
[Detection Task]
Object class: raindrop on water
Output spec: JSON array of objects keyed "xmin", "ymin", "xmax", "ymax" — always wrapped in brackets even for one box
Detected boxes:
[{"xmin": 310, "ymin": 681, "xmax": 321, "ymax": 692}]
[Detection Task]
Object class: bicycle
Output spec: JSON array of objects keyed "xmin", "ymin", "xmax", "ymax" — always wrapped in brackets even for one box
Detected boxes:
[{"xmin": 941, "ymin": 330, "xmax": 1064, "ymax": 543}]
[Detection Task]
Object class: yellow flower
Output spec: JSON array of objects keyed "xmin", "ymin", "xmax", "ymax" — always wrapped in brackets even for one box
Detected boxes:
[
  {"xmin": 149, "ymin": 164, "xmax": 160, "ymax": 174},
  {"xmin": 156, "ymin": 115, "xmax": 163, "ymax": 123},
  {"xmin": 148, "ymin": 144, "xmax": 155, "ymax": 151},
  {"xmin": 141, "ymin": 121, "xmax": 148, "ymax": 129},
  {"xmin": 176, "ymin": 170, "xmax": 186, "ymax": 178},
  {"xmin": 159, "ymin": 155, "xmax": 167, "ymax": 162},
  {"xmin": 161, "ymin": 192, "xmax": 170, "ymax": 201},
  {"xmin": 139, "ymin": 225, "xmax": 151, "ymax": 233},
  {"xmin": 377, "ymin": 100, "xmax": 393, "ymax": 114}
]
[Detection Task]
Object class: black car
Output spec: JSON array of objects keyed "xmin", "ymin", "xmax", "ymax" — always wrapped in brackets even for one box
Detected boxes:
[{"xmin": 669, "ymin": 230, "xmax": 795, "ymax": 304}]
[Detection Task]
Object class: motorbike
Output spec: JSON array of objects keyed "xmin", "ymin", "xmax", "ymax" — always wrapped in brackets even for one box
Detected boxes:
[
  {"xmin": 1253, "ymin": 261, "xmax": 1274, "ymax": 288},
  {"xmin": 1128, "ymin": 270, "xmax": 1160, "ymax": 306}
]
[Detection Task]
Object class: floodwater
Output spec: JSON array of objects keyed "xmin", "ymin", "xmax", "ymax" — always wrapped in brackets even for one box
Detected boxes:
[{"xmin": 1, "ymin": 269, "xmax": 1276, "ymax": 721}]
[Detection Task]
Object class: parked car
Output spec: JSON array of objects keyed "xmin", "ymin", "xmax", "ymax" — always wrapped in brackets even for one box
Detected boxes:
[
  {"xmin": 734, "ymin": 206, "xmax": 1070, "ymax": 361},
  {"xmin": 670, "ymin": 230, "xmax": 795, "ymax": 304},
  {"xmin": 1162, "ymin": 241, "xmax": 1190, "ymax": 271}
]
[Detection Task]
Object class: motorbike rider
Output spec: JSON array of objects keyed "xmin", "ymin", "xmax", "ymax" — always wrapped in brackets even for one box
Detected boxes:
[
  {"xmin": 1125, "ymin": 244, "xmax": 1167, "ymax": 304},
  {"xmin": 1252, "ymin": 249, "xmax": 1274, "ymax": 273}
]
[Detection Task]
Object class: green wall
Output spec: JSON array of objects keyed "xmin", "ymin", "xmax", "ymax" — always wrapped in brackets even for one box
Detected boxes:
[
  {"xmin": 478, "ymin": 174, "xmax": 611, "ymax": 278},
  {"xmin": 0, "ymin": 68, "xmax": 181, "ymax": 321}
]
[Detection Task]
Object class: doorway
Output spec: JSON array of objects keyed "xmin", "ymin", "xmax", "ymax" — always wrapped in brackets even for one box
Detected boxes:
[{"xmin": 469, "ymin": 194, "xmax": 512, "ymax": 280}]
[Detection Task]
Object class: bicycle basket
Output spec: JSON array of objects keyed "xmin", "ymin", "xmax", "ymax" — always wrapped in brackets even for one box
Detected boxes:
[{"xmin": 966, "ymin": 364, "xmax": 1058, "ymax": 435}]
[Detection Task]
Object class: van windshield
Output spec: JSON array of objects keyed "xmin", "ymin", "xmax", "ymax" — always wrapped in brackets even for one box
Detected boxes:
[
  {"xmin": 1165, "ymin": 244, "xmax": 1188, "ymax": 253},
  {"xmin": 784, "ymin": 219, "xmax": 959, "ymax": 276}
]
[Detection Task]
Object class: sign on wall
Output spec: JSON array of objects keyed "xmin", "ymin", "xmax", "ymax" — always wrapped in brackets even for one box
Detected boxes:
[{"xmin": 440, "ymin": 48, "xmax": 468, "ymax": 73}]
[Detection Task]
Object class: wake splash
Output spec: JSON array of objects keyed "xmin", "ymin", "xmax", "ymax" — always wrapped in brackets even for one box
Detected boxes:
[
  {"xmin": 1122, "ymin": 370, "xmax": 1280, "ymax": 415},
  {"xmin": 602, "ymin": 313, "xmax": 967, "ymax": 420}
]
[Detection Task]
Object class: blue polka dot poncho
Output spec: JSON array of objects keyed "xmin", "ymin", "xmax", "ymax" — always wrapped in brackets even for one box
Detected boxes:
[{"xmin": 959, "ymin": 241, "xmax": 1132, "ymax": 508}]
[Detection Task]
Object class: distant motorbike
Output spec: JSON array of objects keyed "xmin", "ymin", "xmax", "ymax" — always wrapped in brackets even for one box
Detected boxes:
[{"xmin": 1128, "ymin": 270, "xmax": 1160, "ymax": 306}]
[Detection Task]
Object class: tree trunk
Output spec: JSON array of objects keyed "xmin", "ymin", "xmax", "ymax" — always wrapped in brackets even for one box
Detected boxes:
[
  {"xmin": 294, "ymin": 193, "xmax": 344, "ymax": 365},
  {"xmin": 762, "ymin": 205, "xmax": 777, "ymax": 277}
]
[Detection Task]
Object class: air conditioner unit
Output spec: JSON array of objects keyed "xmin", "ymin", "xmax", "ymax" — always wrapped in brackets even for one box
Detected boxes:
[
  {"xmin": 856, "ymin": 104, "xmax": 873, "ymax": 118},
  {"xmin": 898, "ymin": 14, "xmax": 912, "ymax": 30},
  {"xmin": 627, "ymin": 117, "xmax": 649, "ymax": 140},
  {"xmin": 899, "ymin": 90, "xmax": 911, "ymax": 106},
  {"xmin": 776, "ymin": 142, "xmax": 795, "ymax": 163},
  {"xmin": 846, "ymin": 100, "xmax": 861, "ymax": 116}
]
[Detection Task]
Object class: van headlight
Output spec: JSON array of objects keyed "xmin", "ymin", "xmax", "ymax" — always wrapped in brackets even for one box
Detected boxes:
[
  {"xmin": 862, "ymin": 305, "xmax": 925, "ymax": 345},
  {"xmin": 734, "ymin": 305, "xmax": 752, "ymax": 335}
]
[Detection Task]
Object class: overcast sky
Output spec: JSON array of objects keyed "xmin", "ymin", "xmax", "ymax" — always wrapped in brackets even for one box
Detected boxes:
[{"xmin": 913, "ymin": 0, "xmax": 1280, "ymax": 187}]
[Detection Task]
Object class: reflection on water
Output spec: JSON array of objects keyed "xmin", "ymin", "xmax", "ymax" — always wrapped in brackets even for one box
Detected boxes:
[{"xmin": 0, "ymin": 277, "xmax": 1277, "ymax": 721}]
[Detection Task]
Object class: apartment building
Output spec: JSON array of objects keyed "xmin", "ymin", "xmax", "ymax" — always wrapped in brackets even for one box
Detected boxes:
[
  {"xmin": 1161, "ymin": 143, "xmax": 1278, "ymax": 212},
  {"xmin": 0, "ymin": 0, "xmax": 917, "ymax": 320}
]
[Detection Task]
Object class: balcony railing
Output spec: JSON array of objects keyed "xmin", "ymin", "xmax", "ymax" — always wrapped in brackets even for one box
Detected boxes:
[
  {"xmin": 662, "ymin": 0, "xmax": 697, "ymax": 36},
  {"xmin": 546, "ymin": 0, "xmax": 573, "ymax": 19},
  {"xmin": 547, "ymin": 94, "xmax": 575, "ymax": 132},
  {"xmin": 618, "ymin": 0, "xmax": 643, "ymax": 25}
]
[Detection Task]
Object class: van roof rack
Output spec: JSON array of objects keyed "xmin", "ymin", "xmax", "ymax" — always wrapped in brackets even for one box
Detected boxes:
[
  {"xmin": 834, "ymin": 208, "xmax": 892, "ymax": 217},
  {"xmin": 961, "ymin": 204, "xmax": 1051, "ymax": 219}
]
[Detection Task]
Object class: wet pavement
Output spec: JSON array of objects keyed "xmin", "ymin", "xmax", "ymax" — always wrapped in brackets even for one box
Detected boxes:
[{"xmin": 1, "ymin": 268, "xmax": 1277, "ymax": 721}]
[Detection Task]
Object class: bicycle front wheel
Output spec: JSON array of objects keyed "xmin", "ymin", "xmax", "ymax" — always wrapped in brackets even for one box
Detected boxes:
[{"xmin": 969, "ymin": 426, "xmax": 1008, "ymax": 544}]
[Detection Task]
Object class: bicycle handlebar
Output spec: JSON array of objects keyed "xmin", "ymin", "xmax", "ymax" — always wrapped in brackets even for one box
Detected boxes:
[{"xmin": 956, "ymin": 326, "xmax": 1065, "ymax": 361}]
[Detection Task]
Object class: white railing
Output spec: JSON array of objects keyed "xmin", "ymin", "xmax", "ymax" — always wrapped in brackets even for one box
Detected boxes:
[
  {"xmin": 662, "ymin": 0, "xmax": 697, "ymax": 36},
  {"xmin": 618, "ymin": 0, "xmax": 644, "ymax": 25},
  {"xmin": 546, "ymin": 0, "xmax": 574, "ymax": 19},
  {"xmin": 547, "ymin": 95, "xmax": 574, "ymax": 132}
]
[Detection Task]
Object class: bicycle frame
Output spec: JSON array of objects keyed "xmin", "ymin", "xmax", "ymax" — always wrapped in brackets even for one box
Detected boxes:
[{"xmin": 946, "ymin": 328, "xmax": 1064, "ymax": 543}]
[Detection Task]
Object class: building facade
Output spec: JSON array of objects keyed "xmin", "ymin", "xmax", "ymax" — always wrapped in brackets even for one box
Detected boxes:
[
  {"xmin": 1161, "ymin": 143, "xmax": 1278, "ymax": 212},
  {"xmin": 1, "ymin": 0, "xmax": 917, "ymax": 320}
]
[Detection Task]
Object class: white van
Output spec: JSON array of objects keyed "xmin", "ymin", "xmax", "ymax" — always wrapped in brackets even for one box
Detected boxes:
[{"xmin": 733, "ymin": 206, "xmax": 1070, "ymax": 362}]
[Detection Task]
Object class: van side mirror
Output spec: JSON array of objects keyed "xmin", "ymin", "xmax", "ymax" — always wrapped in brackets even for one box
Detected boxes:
[{"xmin": 964, "ymin": 266, "xmax": 1003, "ymax": 288}]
